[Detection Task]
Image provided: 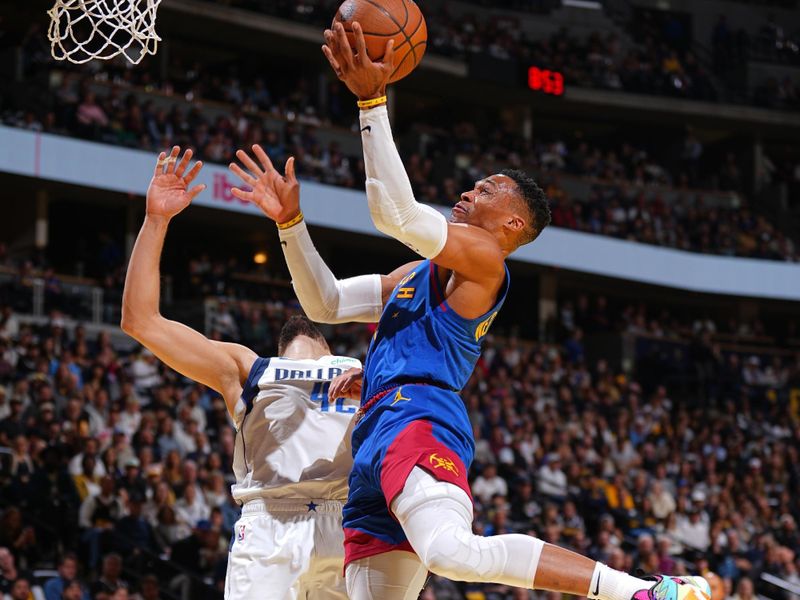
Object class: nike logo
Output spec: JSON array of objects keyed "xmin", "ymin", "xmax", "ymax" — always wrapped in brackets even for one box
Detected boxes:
[
  {"xmin": 361, "ymin": 125, "xmax": 372, "ymax": 134},
  {"xmin": 593, "ymin": 573, "xmax": 601, "ymax": 597}
]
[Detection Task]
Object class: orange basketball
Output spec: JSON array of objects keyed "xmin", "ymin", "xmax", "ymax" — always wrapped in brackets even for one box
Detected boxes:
[{"xmin": 333, "ymin": 0, "xmax": 427, "ymax": 83}]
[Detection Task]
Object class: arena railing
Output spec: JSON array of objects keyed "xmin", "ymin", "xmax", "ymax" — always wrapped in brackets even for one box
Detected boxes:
[
  {"xmin": 0, "ymin": 273, "xmax": 107, "ymax": 324},
  {"xmin": 760, "ymin": 572, "xmax": 800, "ymax": 598}
]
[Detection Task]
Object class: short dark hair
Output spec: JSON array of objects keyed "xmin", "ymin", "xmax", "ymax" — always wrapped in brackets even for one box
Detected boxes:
[
  {"xmin": 501, "ymin": 169, "xmax": 551, "ymax": 245},
  {"xmin": 277, "ymin": 316, "xmax": 328, "ymax": 355}
]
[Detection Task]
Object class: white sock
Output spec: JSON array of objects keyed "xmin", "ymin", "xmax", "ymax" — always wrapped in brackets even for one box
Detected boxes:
[{"xmin": 587, "ymin": 563, "xmax": 652, "ymax": 600}]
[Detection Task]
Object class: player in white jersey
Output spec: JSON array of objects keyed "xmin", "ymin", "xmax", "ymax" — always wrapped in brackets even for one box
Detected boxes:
[{"xmin": 120, "ymin": 146, "xmax": 362, "ymax": 600}]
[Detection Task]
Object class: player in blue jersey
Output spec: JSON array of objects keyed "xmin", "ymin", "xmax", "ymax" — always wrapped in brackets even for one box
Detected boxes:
[{"xmin": 227, "ymin": 21, "xmax": 711, "ymax": 600}]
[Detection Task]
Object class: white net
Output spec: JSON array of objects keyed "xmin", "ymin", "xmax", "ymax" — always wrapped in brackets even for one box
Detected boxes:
[{"xmin": 47, "ymin": 0, "xmax": 163, "ymax": 64}]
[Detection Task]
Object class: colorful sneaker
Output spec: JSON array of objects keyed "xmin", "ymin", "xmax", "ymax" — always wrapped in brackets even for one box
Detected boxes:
[{"xmin": 631, "ymin": 575, "xmax": 711, "ymax": 600}]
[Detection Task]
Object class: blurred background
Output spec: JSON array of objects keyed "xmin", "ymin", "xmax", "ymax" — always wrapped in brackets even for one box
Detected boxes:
[{"xmin": 0, "ymin": 0, "xmax": 799, "ymax": 599}]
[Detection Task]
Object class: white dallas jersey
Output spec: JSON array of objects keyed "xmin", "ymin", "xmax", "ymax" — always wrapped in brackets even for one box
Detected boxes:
[{"xmin": 230, "ymin": 355, "xmax": 361, "ymax": 502}]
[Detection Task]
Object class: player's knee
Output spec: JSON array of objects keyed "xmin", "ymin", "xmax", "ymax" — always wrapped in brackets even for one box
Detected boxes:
[
  {"xmin": 417, "ymin": 526, "xmax": 544, "ymax": 586},
  {"xmin": 424, "ymin": 552, "xmax": 466, "ymax": 581},
  {"xmin": 418, "ymin": 525, "xmax": 500, "ymax": 582},
  {"xmin": 420, "ymin": 533, "xmax": 471, "ymax": 581}
]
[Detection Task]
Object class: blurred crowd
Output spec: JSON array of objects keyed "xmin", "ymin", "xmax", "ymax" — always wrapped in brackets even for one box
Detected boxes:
[
  {"xmin": 544, "ymin": 178, "xmax": 797, "ymax": 261},
  {"xmin": 2, "ymin": 13, "xmax": 799, "ymax": 263},
  {"xmin": 3, "ymin": 58, "xmax": 799, "ymax": 263},
  {"xmin": 712, "ymin": 15, "xmax": 800, "ymax": 110},
  {"xmin": 0, "ymin": 279, "xmax": 799, "ymax": 600},
  {"xmin": 210, "ymin": 0, "xmax": 800, "ymax": 108}
]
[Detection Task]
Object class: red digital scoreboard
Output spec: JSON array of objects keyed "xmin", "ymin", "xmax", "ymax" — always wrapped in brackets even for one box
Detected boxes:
[{"xmin": 528, "ymin": 67, "xmax": 565, "ymax": 96}]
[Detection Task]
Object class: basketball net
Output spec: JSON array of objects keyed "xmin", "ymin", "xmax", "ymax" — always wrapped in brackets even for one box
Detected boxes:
[{"xmin": 47, "ymin": 0, "xmax": 163, "ymax": 64}]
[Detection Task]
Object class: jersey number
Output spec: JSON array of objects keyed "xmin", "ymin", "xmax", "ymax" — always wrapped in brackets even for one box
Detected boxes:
[{"xmin": 311, "ymin": 382, "xmax": 356, "ymax": 414}]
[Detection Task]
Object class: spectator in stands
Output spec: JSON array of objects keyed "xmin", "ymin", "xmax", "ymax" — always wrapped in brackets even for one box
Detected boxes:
[
  {"xmin": 152, "ymin": 505, "xmax": 189, "ymax": 552},
  {"xmin": 72, "ymin": 454, "xmax": 101, "ymax": 501},
  {"xmin": 130, "ymin": 575, "xmax": 160, "ymax": 600},
  {"xmin": 69, "ymin": 439, "xmax": 106, "ymax": 479},
  {"xmin": 169, "ymin": 521, "xmax": 222, "ymax": 600},
  {"xmin": 118, "ymin": 396, "xmax": 142, "ymax": 439},
  {"xmin": 538, "ymin": 453, "xmax": 568, "ymax": 501},
  {"xmin": 632, "ymin": 533, "xmax": 656, "ymax": 574},
  {"xmin": 63, "ymin": 580, "xmax": 86, "ymax": 600},
  {"xmin": 8, "ymin": 577, "xmax": 34, "ymax": 600},
  {"xmin": 0, "ymin": 397, "xmax": 25, "ymax": 447},
  {"xmin": 76, "ymin": 92, "xmax": 109, "ymax": 137},
  {"xmin": 9, "ymin": 434, "xmax": 34, "ymax": 483},
  {"xmin": 43, "ymin": 554, "xmax": 88, "ymax": 600},
  {"xmin": 730, "ymin": 577, "xmax": 755, "ymax": 600},
  {"xmin": 0, "ymin": 547, "xmax": 28, "ymax": 595},
  {"xmin": 89, "ymin": 554, "xmax": 127, "ymax": 600},
  {"xmin": 112, "ymin": 494, "xmax": 158, "ymax": 559},
  {"xmin": 674, "ymin": 497, "xmax": 711, "ymax": 552},
  {"xmin": 648, "ymin": 480, "xmax": 676, "ymax": 520},
  {"xmin": 174, "ymin": 484, "xmax": 210, "ymax": 530},
  {"xmin": 79, "ymin": 476, "xmax": 125, "ymax": 570},
  {"xmin": 119, "ymin": 458, "xmax": 147, "ymax": 500},
  {"xmin": 0, "ymin": 255, "xmax": 798, "ymax": 600},
  {"xmin": 471, "ymin": 463, "xmax": 508, "ymax": 505},
  {"xmin": 0, "ymin": 509, "xmax": 37, "ymax": 569},
  {"xmin": 130, "ymin": 350, "xmax": 160, "ymax": 394}
]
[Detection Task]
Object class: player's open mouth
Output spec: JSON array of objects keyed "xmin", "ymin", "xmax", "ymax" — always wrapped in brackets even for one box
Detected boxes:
[{"xmin": 452, "ymin": 205, "xmax": 467, "ymax": 216}]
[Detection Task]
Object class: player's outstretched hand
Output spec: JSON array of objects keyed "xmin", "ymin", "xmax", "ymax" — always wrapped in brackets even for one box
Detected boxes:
[
  {"xmin": 322, "ymin": 21, "xmax": 394, "ymax": 101},
  {"xmin": 229, "ymin": 145, "xmax": 301, "ymax": 225},
  {"xmin": 147, "ymin": 146, "xmax": 205, "ymax": 220},
  {"xmin": 328, "ymin": 367, "xmax": 363, "ymax": 401}
]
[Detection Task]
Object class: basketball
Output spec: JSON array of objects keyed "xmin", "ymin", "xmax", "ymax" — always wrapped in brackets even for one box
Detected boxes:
[{"xmin": 333, "ymin": 0, "xmax": 427, "ymax": 83}]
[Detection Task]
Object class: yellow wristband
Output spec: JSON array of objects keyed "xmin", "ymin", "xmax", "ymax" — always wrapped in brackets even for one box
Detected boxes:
[
  {"xmin": 277, "ymin": 211, "xmax": 304, "ymax": 230},
  {"xmin": 357, "ymin": 95, "xmax": 388, "ymax": 109}
]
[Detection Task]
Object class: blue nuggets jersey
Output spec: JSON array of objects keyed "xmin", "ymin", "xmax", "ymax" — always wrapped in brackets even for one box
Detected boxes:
[
  {"xmin": 343, "ymin": 260, "xmax": 510, "ymax": 565},
  {"xmin": 362, "ymin": 260, "xmax": 510, "ymax": 399}
]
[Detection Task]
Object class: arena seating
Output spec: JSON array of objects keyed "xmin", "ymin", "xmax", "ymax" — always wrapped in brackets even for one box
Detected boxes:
[
  {"xmin": 1, "ymin": 277, "xmax": 799, "ymax": 599},
  {"xmin": 2, "ymin": 58, "xmax": 797, "ymax": 262},
  {"xmin": 1, "ymin": 3, "xmax": 799, "ymax": 599}
]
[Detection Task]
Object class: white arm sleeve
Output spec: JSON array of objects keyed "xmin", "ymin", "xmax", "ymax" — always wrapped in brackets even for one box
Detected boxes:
[
  {"xmin": 360, "ymin": 106, "xmax": 448, "ymax": 259},
  {"xmin": 278, "ymin": 219, "xmax": 383, "ymax": 324}
]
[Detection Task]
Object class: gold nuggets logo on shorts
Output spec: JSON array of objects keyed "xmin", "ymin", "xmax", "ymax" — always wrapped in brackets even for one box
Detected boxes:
[{"xmin": 429, "ymin": 452, "xmax": 459, "ymax": 477}]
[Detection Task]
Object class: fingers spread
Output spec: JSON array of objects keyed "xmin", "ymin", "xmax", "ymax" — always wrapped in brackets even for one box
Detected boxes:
[
  {"xmin": 187, "ymin": 184, "xmax": 206, "ymax": 201},
  {"xmin": 175, "ymin": 148, "xmax": 193, "ymax": 177},
  {"xmin": 236, "ymin": 149, "xmax": 265, "ymax": 179},
  {"xmin": 285, "ymin": 156, "xmax": 296, "ymax": 183},
  {"xmin": 229, "ymin": 163, "xmax": 257, "ymax": 187},
  {"xmin": 166, "ymin": 146, "xmax": 180, "ymax": 174},
  {"xmin": 334, "ymin": 22, "xmax": 354, "ymax": 68},
  {"xmin": 154, "ymin": 152, "xmax": 167, "ymax": 175},
  {"xmin": 231, "ymin": 187, "xmax": 256, "ymax": 203},
  {"xmin": 252, "ymin": 144, "xmax": 276, "ymax": 175},
  {"xmin": 322, "ymin": 45, "xmax": 343, "ymax": 78},
  {"xmin": 183, "ymin": 160, "xmax": 203, "ymax": 184}
]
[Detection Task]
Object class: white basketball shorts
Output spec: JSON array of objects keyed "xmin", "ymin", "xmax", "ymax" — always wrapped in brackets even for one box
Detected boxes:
[{"xmin": 225, "ymin": 498, "xmax": 347, "ymax": 600}]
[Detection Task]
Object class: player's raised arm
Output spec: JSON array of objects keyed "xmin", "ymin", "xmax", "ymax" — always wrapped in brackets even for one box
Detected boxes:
[
  {"xmin": 322, "ymin": 23, "xmax": 507, "ymax": 284},
  {"xmin": 229, "ymin": 145, "xmax": 419, "ymax": 323},
  {"xmin": 121, "ymin": 147, "xmax": 256, "ymax": 415}
]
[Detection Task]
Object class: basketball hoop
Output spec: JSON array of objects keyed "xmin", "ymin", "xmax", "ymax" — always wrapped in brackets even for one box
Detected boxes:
[{"xmin": 47, "ymin": 0, "xmax": 163, "ymax": 64}]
